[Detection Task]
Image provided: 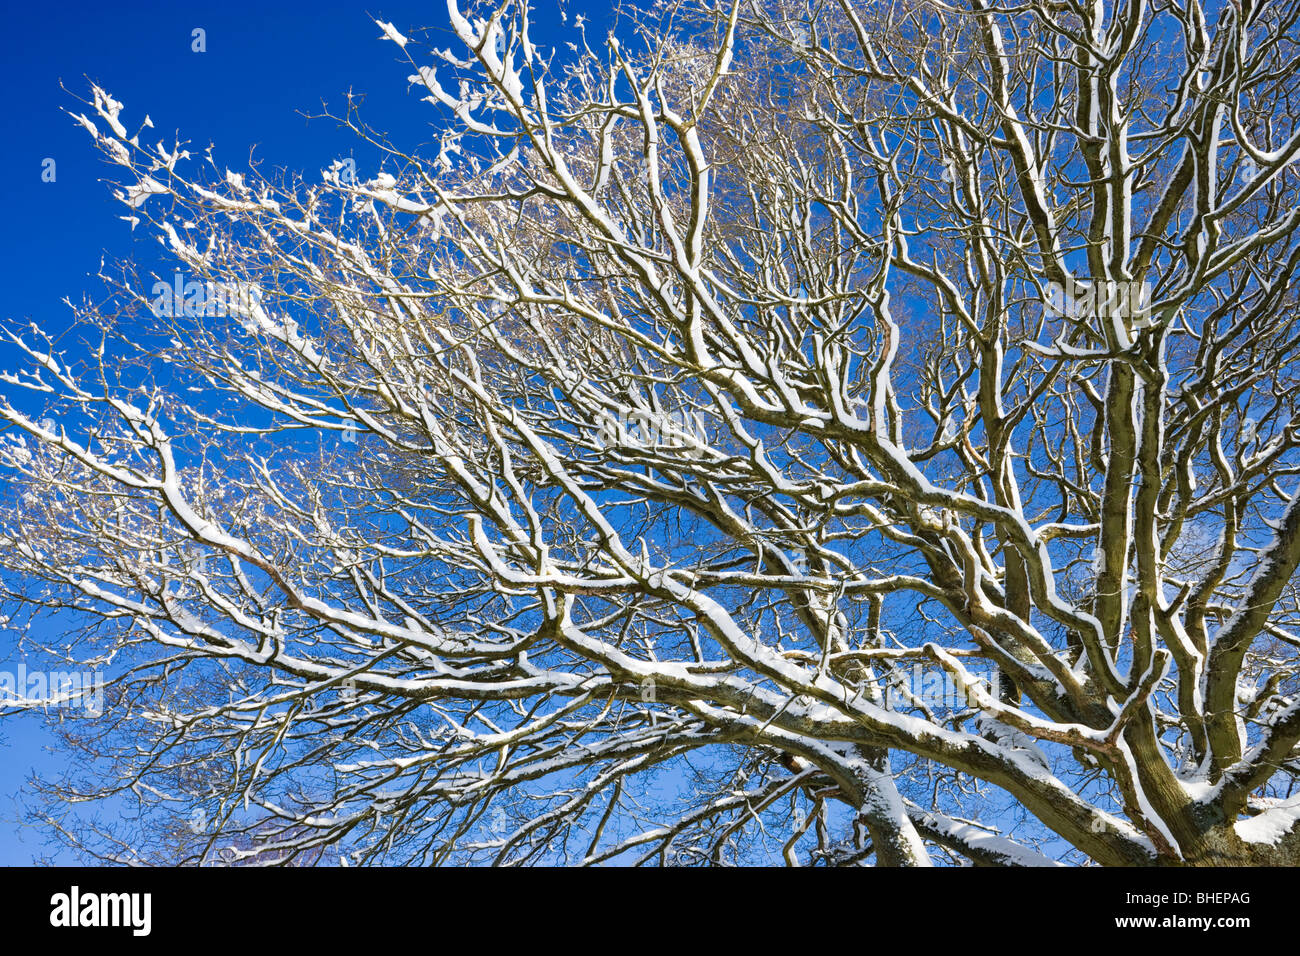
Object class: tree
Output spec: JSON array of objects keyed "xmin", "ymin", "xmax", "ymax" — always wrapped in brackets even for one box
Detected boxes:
[{"xmin": 3, "ymin": 0, "xmax": 1300, "ymax": 866}]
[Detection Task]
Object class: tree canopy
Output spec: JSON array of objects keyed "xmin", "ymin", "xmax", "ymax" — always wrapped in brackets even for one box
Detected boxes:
[{"xmin": 4, "ymin": 0, "xmax": 1300, "ymax": 866}]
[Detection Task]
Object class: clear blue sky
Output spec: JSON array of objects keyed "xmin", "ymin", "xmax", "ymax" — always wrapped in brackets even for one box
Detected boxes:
[{"xmin": 0, "ymin": 0, "xmax": 611, "ymax": 866}]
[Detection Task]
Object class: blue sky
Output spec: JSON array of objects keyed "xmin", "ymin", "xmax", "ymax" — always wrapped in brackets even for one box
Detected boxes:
[{"xmin": 0, "ymin": 0, "xmax": 612, "ymax": 865}]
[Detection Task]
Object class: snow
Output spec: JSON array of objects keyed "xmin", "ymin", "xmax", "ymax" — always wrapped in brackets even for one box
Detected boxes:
[
  {"xmin": 120, "ymin": 177, "xmax": 167, "ymax": 209},
  {"xmin": 91, "ymin": 86, "xmax": 129, "ymax": 139},
  {"xmin": 376, "ymin": 20, "xmax": 409, "ymax": 48},
  {"xmin": 69, "ymin": 112, "xmax": 100, "ymax": 140},
  {"xmin": 917, "ymin": 808, "xmax": 1065, "ymax": 867},
  {"xmin": 975, "ymin": 715, "xmax": 1051, "ymax": 771},
  {"xmin": 1235, "ymin": 794, "xmax": 1300, "ymax": 846}
]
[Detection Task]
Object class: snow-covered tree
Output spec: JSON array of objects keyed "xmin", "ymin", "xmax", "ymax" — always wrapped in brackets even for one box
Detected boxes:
[{"xmin": 4, "ymin": 0, "xmax": 1300, "ymax": 865}]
